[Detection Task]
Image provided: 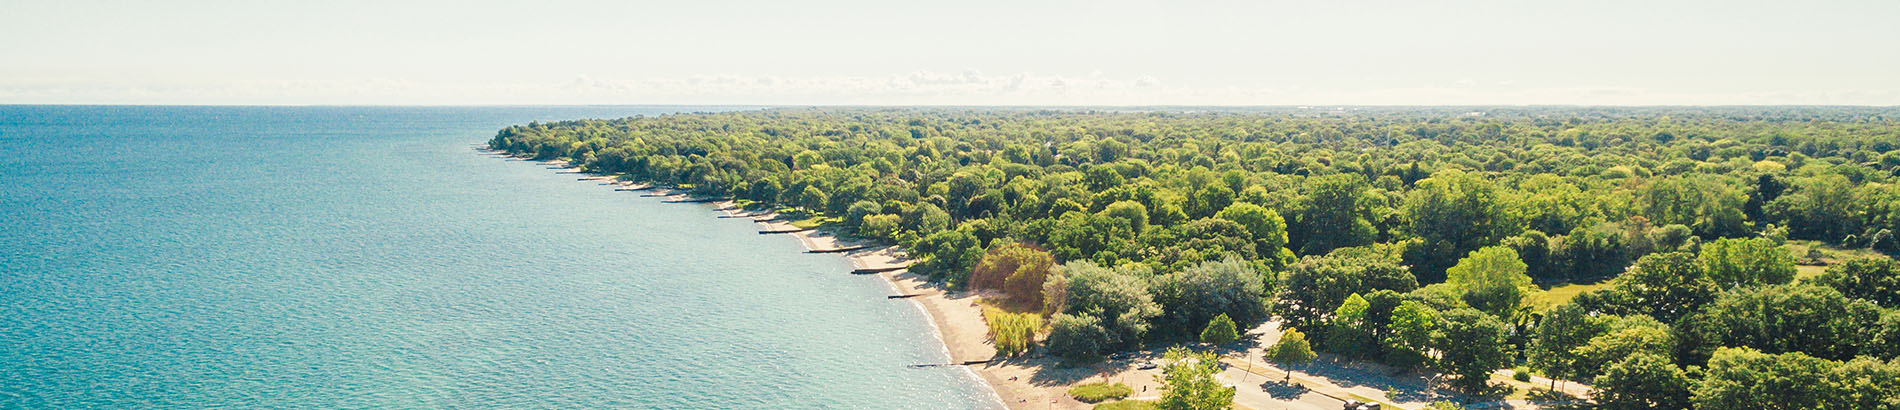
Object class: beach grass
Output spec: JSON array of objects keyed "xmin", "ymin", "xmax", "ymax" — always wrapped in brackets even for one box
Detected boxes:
[
  {"xmin": 983, "ymin": 306, "xmax": 1041, "ymax": 356},
  {"xmin": 1068, "ymin": 382, "xmax": 1133, "ymax": 403}
]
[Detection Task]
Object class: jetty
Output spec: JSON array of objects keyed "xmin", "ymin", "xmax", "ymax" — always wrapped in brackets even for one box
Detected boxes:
[
  {"xmin": 850, "ymin": 265, "xmax": 908, "ymax": 275},
  {"xmin": 908, "ymin": 359, "xmax": 993, "ymax": 368},
  {"xmin": 806, "ymin": 245, "xmax": 869, "ymax": 254}
]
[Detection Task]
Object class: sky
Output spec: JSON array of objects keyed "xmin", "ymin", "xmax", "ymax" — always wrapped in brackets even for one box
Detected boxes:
[{"xmin": 3, "ymin": 0, "xmax": 1898, "ymax": 105}]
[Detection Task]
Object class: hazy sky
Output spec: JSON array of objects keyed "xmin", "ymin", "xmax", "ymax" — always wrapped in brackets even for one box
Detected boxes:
[{"xmin": 4, "ymin": 0, "xmax": 1897, "ymax": 105}]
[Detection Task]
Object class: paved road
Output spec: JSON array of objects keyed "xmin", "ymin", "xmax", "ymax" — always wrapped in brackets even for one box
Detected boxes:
[{"xmin": 1218, "ymin": 366, "xmax": 1338, "ymax": 410}]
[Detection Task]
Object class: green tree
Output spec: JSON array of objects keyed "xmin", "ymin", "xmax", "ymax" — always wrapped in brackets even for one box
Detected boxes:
[
  {"xmin": 1199, "ymin": 313, "xmax": 1239, "ymax": 345},
  {"xmin": 1295, "ymin": 174, "xmax": 1376, "ymax": 255},
  {"xmin": 1059, "ymin": 261, "xmax": 1162, "ymax": 350},
  {"xmin": 902, "ymin": 202, "xmax": 951, "ymax": 235},
  {"xmin": 1581, "ymin": 252, "xmax": 1718, "ymax": 323},
  {"xmin": 1676, "ymin": 283, "xmax": 1882, "ymax": 362},
  {"xmin": 1384, "ymin": 300, "xmax": 1439, "ymax": 370},
  {"xmin": 1275, "ymin": 247, "xmax": 1418, "ymax": 330},
  {"xmin": 970, "ymin": 242, "xmax": 1056, "ymax": 304},
  {"xmin": 1324, "ymin": 293, "xmax": 1377, "ymax": 358},
  {"xmin": 1157, "ymin": 347, "xmax": 1235, "ymax": 410},
  {"xmin": 796, "ymin": 185, "xmax": 829, "ymax": 212},
  {"xmin": 859, "ymin": 214, "xmax": 900, "ymax": 240},
  {"xmin": 1101, "ymin": 200, "xmax": 1151, "ymax": 235},
  {"xmin": 1697, "ymin": 237, "xmax": 1796, "ymax": 288},
  {"xmin": 1593, "ymin": 353, "xmax": 1691, "ymax": 410},
  {"xmin": 911, "ymin": 230, "xmax": 982, "ymax": 284},
  {"xmin": 1573, "ymin": 316, "xmax": 1673, "ymax": 380},
  {"xmin": 1186, "ymin": 185, "xmax": 1235, "ymax": 220},
  {"xmin": 1047, "ymin": 312, "xmax": 1111, "ymax": 363},
  {"xmin": 1814, "ymin": 257, "xmax": 1900, "ymax": 308},
  {"xmin": 1444, "ymin": 246, "xmax": 1533, "ymax": 317},
  {"xmin": 844, "ymin": 200, "xmax": 882, "ymax": 231},
  {"xmin": 1692, "ymin": 347, "xmax": 1834, "ymax": 410},
  {"xmin": 1403, "ymin": 170, "xmax": 1507, "ymax": 283},
  {"xmin": 1436, "ymin": 308, "xmax": 1512, "ymax": 394},
  {"xmin": 1266, "ymin": 328, "xmax": 1318, "ymax": 380},
  {"xmin": 1151, "ymin": 258, "xmax": 1269, "ymax": 337},
  {"xmin": 1215, "ymin": 202, "xmax": 1289, "ymax": 257},
  {"xmin": 1529, "ymin": 303, "xmax": 1608, "ymax": 384}
]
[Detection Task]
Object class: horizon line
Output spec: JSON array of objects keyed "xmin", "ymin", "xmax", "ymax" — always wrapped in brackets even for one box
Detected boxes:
[{"xmin": 5, "ymin": 103, "xmax": 1900, "ymax": 108}]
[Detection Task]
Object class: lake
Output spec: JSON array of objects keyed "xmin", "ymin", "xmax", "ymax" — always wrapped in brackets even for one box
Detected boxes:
[{"xmin": 0, "ymin": 106, "xmax": 999, "ymax": 409}]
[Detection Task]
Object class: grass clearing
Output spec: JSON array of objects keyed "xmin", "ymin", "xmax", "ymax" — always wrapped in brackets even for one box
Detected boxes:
[
  {"xmin": 1527, "ymin": 281, "xmax": 1613, "ymax": 312},
  {"xmin": 1092, "ymin": 400, "xmax": 1159, "ymax": 410},
  {"xmin": 1786, "ymin": 240, "xmax": 1894, "ymax": 281},
  {"xmin": 790, "ymin": 215, "xmax": 839, "ymax": 229},
  {"xmin": 1068, "ymin": 382, "xmax": 1133, "ymax": 403}
]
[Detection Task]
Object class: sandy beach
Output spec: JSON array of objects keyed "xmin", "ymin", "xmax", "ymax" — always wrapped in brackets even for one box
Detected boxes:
[{"xmin": 504, "ymin": 151, "xmax": 1110, "ymax": 409}]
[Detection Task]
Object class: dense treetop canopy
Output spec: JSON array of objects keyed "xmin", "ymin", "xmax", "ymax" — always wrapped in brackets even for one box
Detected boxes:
[{"xmin": 491, "ymin": 107, "xmax": 1900, "ymax": 406}]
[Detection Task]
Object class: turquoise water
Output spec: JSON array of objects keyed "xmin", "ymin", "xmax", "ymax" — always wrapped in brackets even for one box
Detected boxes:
[{"xmin": 0, "ymin": 106, "xmax": 999, "ymax": 409}]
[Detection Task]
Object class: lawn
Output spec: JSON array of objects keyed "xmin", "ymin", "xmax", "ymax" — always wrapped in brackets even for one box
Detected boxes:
[
  {"xmin": 1786, "ymin": 240, "xmax": 1892, "ymax": 280},
  {"xmin": 1068, "ymin": 382, "xmax": 1133, "ymax": 403},
  {"xmin": 1091, "ymin": 400, "xmax": 1159, "ymax": 410},
  {"xmin": 1525, "ymin": 281, "xmax": 1613, "ymax": 312}
]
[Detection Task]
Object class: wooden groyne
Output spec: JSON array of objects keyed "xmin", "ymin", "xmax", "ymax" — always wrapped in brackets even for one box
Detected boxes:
[
  {"xmin": 663, "ymin": 198, "xmax": 719, "ymax": 204},
  {"xmin": 615, "ymin": 186, "xmax": 655, "ymax": 192},
  {"xmin": 850, "ymin": 265, "xmax": 908, "ymax": 275},
  {"xmin": 759, "ymin": 228, "xmax": 809, "ymax": 234},
  {"xmin": 807, "ymin": 245, "xmax": 869, "ymax": 254},
  {"xmin": 886, "ymin": 294, "xmax": 924, "ymax": 299},
  {"xmin": 908, "ymin": 359, "xmax": 993, "ymax": 368},
  {"xmin": 640, "ymin": 193, "xmax": 668, "ymax": 197}
]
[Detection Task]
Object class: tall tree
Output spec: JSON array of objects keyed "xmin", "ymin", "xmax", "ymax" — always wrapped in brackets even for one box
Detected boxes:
[
  {"xmin": 1158, "ymin": 347, "xmax": 1235, "ymax": 410},
  {"xmin": 1697, "ymin": 237, "xmax": 1796, "ymax": 288},
  {"xmin": 1383, "ymin": 300, "xmax": 1439, "ymax": 370},
  {"xmin": 1295, "ymin": 174, "xmax": 1376, "ymax": 255},
  {"xmin": 1266, "ymin": 328, "xmax": 1318, "ymax": 381},
  {"xmin": 1593, "ymin": 353, "xmax": 1692, "ymax": 410},
  {"xmin": 1152, "ymin": 258, "xmax": 1269, "ymax": 337},
  {"xmin": 1275, "ymin": 247, "xmax": 1418, "ymax": 330},
  {"xmin": 1403, "ymin": 170, "xmax": 1507, "ymax": 283},
  {"xmin": 1814, "ymin": 257, "xmax": 1900, "ymax": 308},
  {"xmin": 1436, "ymin": 308, "xmax": 1512, "ymax": 394},
  {"xmin": 1444, "ymin": 246, "xmax": 1533, "ymax": 317},
  {"xmin": 1056, "ymin": 261, "xmax": 1162, "ymax": 350},
  {"xmin": 1215, "ymin": 202, "xmax": 1290, "ymax": 257}
]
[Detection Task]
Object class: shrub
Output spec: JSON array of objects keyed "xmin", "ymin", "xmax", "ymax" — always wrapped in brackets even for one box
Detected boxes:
[
  {"xmin": 1199, "ymin": 313, "xmax": 1239, "ymax": 345},
  {"xmin": 971, "ymin": 242, "xmax": 1056, "ymax": 304},
  {"xmin": 1068, "ymin": 382, "xmax": 1133, "ymax": 403},
  {"xmin": 1513, "ymin": 367, "xmax": 1532, "ymax": 382},
  {"xmin": 983, "ymin": 307, "xmax": 1041, "ymax": 356}
]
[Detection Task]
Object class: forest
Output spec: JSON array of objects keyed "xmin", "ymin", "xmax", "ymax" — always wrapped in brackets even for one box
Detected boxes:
[{"xmin": 489, "ymin": 107, "xmax": 1900, "ymax": 409}]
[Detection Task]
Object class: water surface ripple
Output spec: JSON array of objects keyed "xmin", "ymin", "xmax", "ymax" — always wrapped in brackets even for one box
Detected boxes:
[{"xmin": 0, "ymin": 106, "xmax": 998, "ymax": 409}]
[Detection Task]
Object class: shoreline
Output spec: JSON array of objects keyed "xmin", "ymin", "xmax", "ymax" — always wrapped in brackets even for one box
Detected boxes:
[{"xmin": 493, "ymin": 150, "xmax": 1077, "ymax": 409}]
